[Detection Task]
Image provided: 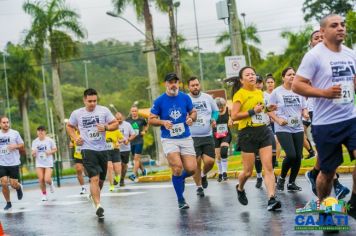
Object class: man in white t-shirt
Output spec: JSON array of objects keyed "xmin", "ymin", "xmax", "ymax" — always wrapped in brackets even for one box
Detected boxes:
[
  {"xmin": 66, "ymin": 88, "xmax": 118, "ymax": 218},
  {"xmin": 116, "ymin": 112, "xmax": 136, "ymax": 186},
  {"xmin": 292, "ymin": 14, "xmax": 356, "ymax": 219},
  {"xmin": 0, "ymin": 116, "xmax": 24, "ymax": 211}
]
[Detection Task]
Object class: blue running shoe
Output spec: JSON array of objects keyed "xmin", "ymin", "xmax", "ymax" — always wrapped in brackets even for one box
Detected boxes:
[
  {"xmin": 128, "ymin": 174, "xmax": 136, "ymax": 182},
  {"xmin": 142, "ymin": 169, "xmax": 147, "ymax": 176},
  {"xmin": 305, "ymin": 171, "xmax": 317, "ymax": 197},
  {"xmin": 4, "ymin": 202, "xmax": 12, "ymax": 211},
  {"xmin": 335, "ymin": 184, "xmax": 350, "ymax": 200}
]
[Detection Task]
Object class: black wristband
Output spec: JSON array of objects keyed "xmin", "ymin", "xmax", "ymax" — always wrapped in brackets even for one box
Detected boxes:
[{"xmin": 248, "ymin": 109, "xmax": 256, "ymax": 117}]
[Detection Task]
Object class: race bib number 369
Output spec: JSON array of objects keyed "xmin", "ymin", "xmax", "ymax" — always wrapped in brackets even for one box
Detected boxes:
[
  {"xmin": 88, "ymin": 129, "xmax": 101, "ymax": 141},
  {"xmin": 169, "ymin": 123, "xmax": 185, "ymax": 137}
]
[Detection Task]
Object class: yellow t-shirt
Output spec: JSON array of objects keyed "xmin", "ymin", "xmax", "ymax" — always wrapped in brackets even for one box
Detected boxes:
[
  {"xmin": 232, "ymin": 88, "xmax": 267, "ymax": 130},
  {"xmin": 105, "ymin": 130, "xmax": 124, "ymax": 150},
  {"xmin": 71, "ymin": 131, "xmax": 82, "ymax": 160}
]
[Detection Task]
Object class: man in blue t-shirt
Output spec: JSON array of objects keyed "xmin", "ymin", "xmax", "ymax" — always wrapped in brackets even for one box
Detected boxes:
[{"xmin": 149, "ymin": 72, "xmax": 197, "ymax": 210}]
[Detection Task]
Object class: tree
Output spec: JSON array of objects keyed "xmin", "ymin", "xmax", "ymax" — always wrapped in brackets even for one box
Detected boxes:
[
  {"xmin": 345, "ymin": 11, "xmax": 356, "ymax": 48},
  {"xmin": 5, "ymin": 43, "xmax": 41, "ymax": 162},
  {"xmin": 23, "ymin": 0, "xmax": 86, "ymax": 160},
  {"xmin": 302, "ymin": 0, "xmax": 355, "ymax": 22}
]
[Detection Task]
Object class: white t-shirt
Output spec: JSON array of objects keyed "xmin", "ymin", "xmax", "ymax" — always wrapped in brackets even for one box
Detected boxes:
[
  {"xmin": 297, "ymin": 43, "xmax": 356, "ymax": 125},
  {"xmin": 32, "ymin": 137, "xmax": 56, "ymax": 168},
  {"xmin": 119, "ymin": 121, "xmax": 135, "ymax": 152},
  {"xmin": 189, "ymin": 92, "xmax": 219, "ymax": 137},
  {"xmin": 68, "ymin": 105, "xmax": 116, "ymax": 151},
  {"xmin": 263, "ymin": 91, "xmax": 272, "ymax": 106},
  {"xmin": 0, "ymin": 129, "xmax": 24, "ymax": 166},
  {"xmin": 269, "ymin": 86, "xmax": 307, "ymax": 133}
]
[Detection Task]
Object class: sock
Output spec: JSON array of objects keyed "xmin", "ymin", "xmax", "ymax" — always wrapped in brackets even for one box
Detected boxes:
[
  {"xmin": 96, "ymin": 204, "xmax": 101, "ymax": 210},
  {"xmin": 217, "ymin": 160, "xmax": 222, "ymax": 174},
  {"xmin": 201, "ymin": 172, "xmax": 206, "ymax": 178},
  {"xmin": 181, "ymin": 170, "xmax": 190, "ymax": 179},
  {"xmin": 172, "ymin": 175, "xmax": 184, "ymax": 202},
  {"xmin": 257, "ymin": 172, "xmax": 262, "ymax": 178},
  {"xmin": 115, "ymin": 175, "xmax": 121, "ymax": 182},
  {"xmin": 81, "ymin": 185, "xmax": 85, "ymax": 189},
  {"xmin": 310, "ymin": 168, "xmax": 320, "ymax": 178},
  {"xmin": 42, "ymin": 191, "xmax": 47, "ymax": 195},
  {"xmin": 221, "ymin": 159, "xmax": 228, "ymax": 173},
  {"xmin": 197, "ymin": 185, "xmax": 202, "ymax": 188}
]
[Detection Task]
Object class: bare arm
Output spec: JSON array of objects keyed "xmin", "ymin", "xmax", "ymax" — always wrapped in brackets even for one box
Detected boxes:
[
  {"xmin": 231, "ymin": 102, "xmax": 264, "ymax": 121},
  {"xmin": 292, "ymin": 75, "xmax": 341, "ymax": 98},
  {"xmin": 66, "ymin": 123, "xmax": 83, "ymax": 145}
]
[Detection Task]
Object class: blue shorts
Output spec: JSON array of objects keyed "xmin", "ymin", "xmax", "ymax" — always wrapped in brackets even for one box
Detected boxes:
[
  {"xmin": 131, "ymin": 143, "xmax": 143, "ymax": 155},
  {"xmin": 312, "ymin": 118, "xmax": 356, "ymax": 173}
]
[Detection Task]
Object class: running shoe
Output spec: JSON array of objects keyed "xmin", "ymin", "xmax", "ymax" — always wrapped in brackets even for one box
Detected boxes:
[
  {"xmin": 217, "ymin": 174, "xmax": 223, "ymax": 182},
  {"xmin": 49, "ymin": 181, "xmax": 55, "ymax": 193},
  {"xmin": 128, "ymin": 174, "xmax": 136, "ymax": 182},
  {"xmin": 276, "ymin": 177, "xmax": 285, "ymax": 192},
  {"xmin": 201, "ymin": 175, "xmax": 208, "ymax": 189},
  {"xmin": 142, "ymin": 169, "xmax": 147, "ymax": 176},
  {"xmin": 134, "ymin": 177, "xmax": 139, "ymax": 183},
  {"xmin": 109, "ymin": 185, "xmax": 115, "ymax": 192},
  {"xmin": 196, "ymin": 187, "xmax": 205, "ymax": 197},
  {"xmin": 178, "ymin": 198, "xmax": 189, "ymax": 210},
  {"xmin": 287, "ymin": 182, "xmax": 302, "ymax": 192},
  {"xmin": 335, "ymin": 184, "xmax": 350, "ymax": 200},
  {"xmin": 120, "ymin": 180, "xmax": 125, "ymax": 187},
  {"xmin": 347, "ymin": 200, "xmax": 356, "ymax": 220},
  {"xmin": 267, "ymin": 196, "xmax": 281, "ymax": 211},
  {"xmin": 305, "ymin": 149, "xmax": 316, "ymax": 159},
  {"xmin": 80, "ymin": 187, "xmax": 87, "ymax": 195},
  {"xmin": 16, "ymin": 184, "xmax": 23, "ymax": 200},
  {"xmin": 222, "ymin": 172, "xmax": 228, "ymax": 181},
  {"xmin": 3, "ymin": 202, "xmax": 12, "ymax": 211},
  {"xmin": 113, "ymin": 176, "xmax": 119, "ymax": 185},
  {"xmin": 96, "ymin": 205, "xmax": 105, "ymax": 218},
  {"xmin": 41, "ymin": 195, "xmax": 48, "ymax": 201},
  {"xmin": 305, "ymin": 171, "xmax": 317, "ymax": 196},
  {"xmin": 255, "ymin": 177, "xmax": 263, "ymax": 189},
  {"xmin": 236, "ymin": 184, "xmax": 248, "ymax": 205}
]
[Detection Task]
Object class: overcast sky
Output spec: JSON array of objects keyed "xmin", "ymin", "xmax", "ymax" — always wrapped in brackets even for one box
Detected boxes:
[{"xmin": 0, "ymin": 0, "xmax": 318, "ymax": 56}]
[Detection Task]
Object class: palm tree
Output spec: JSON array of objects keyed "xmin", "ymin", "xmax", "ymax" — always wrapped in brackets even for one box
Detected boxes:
[
  {"xmin": 23, "ymin": 0, "xmax": 86, "ymax": 160},
  {"xmin": 6, "ymin": 43, "xmax": 41, "ymax": 162}
]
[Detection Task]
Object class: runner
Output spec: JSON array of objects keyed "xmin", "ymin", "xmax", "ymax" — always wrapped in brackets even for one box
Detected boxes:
[
  {"xmin": 213, "ymin": 97, "xmax": 233, "ymax": 182},
  {"xmin": 0, "ymin": 116, "xmax": 24, "ymax": 211},
  {"xmin": 231, "ymin": 67, "xmax": 281, "ymax": 211},
  {"xmin": 302, "ymin": 96, "xmax": 316, "ymax": 159},
  {"xmin": 66, "ymin": 88, "xmax": 118, "ymax": 218},
  {"xmin": 116, "ymin": 112, "xmax": 136, "ymax": 186},
  {"xmin": 292, "ymin": 14, "xmax": 356, "ymax": 218},
  {"xmin": 303, "ymin": 29, "xmax": 350, "ymax": 200},
  {"xmin": 268, "ymin": 67, "xmax": 308, "ymax": 192},
  {"xmin": 105, "ymin": 126, "xmax": 124, "ymax": 191},
  {"xmin": 31, "ymin": 126, "xmax": 57, "ymax": 201},
  {"xmin": 188, "ymin": 76, "xmax": 219, "ymax": 197},
  {"xmin": 127, "ymin": 106, "xmax": 149, "ymax": 182},
  {"xmin": 148, "ymin": 72, "xmax": 197, "ymax": 209}
]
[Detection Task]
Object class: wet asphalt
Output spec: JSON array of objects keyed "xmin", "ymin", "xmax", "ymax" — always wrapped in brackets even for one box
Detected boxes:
[{"xmin": 1, "ymin": 175, "xmax": 356, "ymax": 236}]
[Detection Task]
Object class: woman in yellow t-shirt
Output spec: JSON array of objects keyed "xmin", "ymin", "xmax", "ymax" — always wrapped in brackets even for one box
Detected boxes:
[
  {"xmin": 231, "ymin": 66, "xmax": 280, "ymax": 211},
  {"xmin": 105, "ymin": 129, "xmax": 124, "ymax": 191}
]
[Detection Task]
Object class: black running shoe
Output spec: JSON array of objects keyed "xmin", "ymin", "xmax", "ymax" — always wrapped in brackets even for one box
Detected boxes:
[
  {"xmin": 305, "ymin": 149, "xmax": 315, "ymax": 159},
  {"xmin": 119, "ymin": 180, "xmax": 125, "ymax": 187},
  {"xmin": 178, "ymin": 199, "xmax": 189, "ymax": 209},
  {"xmin": 276, "ymin": 177, "xmax": 285, "ymax": 191},
  {"xmin": 16, "ymin": 184, "xmax": 23, "ymax": 200},
  {"xmin": 222, "ymin": 172, "xmax": 228, "ymax": 181},
  {"xmin": 217, "ymin": 174, "xmax": 223, "ymax": 182},
  {"xmin": 96, "ymin": 206, "xmax": 104, "ymax": 218},
  {"xmin": 287, "ymin": 182, "xmax": 302, "ymax": 192},
  {"xmin": 113, "ymin": 179, "xmax": 118, "ymax": 186},
  {"xmin": 305, "ymin": 171, "xmax": 317, "ymax": 196},
  {"xmin": 196, "ymin": 187, "xmax": 205, "ymax": 197},
  {"xmin": 201, "ymin": 175, "xmax": 208, "ymax": 189},
  {"xmin": 267, "ymin": 196, "xmax": 281, "ymax": 211},
  {"xmin": 4, "ymin": 202, "xmax": 12, "ymax": 211},
  {"xmin": 255, "ymin": 177, "xmax": 263, "ymax": 189},
  {"xmin": 236, "ymin": 184, "xmax": 248, "ymax": 205}
]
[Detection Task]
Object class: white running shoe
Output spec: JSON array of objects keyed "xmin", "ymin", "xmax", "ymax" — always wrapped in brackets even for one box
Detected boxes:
[
  {"xmin": 41, "ymin": 195, "xmax": 48, "ymax": 201},
  {"xmin": 49, "ymin": 181, "xmax": 55, "ymax": 193},
  {"xmin": 80, "ymin": 187, "xmax": 87, "ymax": 195}
]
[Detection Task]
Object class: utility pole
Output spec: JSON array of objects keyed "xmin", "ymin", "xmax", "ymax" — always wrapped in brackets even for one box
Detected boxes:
[
  {"xmin": 241, "ymin": 13, "xmax": 252, "ymax": 66},
  {"xmin": 83, "ymin": 60, "xmax": 91, "ymax": 88},
  {"xmin": 227, "ymin": 0, "xmax": 243, "ymax": 55},
  {"xmin": 193, "ymin": 0, "xmax": 205, "ymax": 89}
]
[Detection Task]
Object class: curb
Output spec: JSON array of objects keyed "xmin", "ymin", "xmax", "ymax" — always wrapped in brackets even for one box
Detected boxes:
[{"xmin": 137, "ymin": 166, "xmax": 355, "ymax": 183}]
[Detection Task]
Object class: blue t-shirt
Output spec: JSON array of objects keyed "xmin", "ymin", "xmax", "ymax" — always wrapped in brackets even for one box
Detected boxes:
[{"xmin": 150, "ymin": 92, "xmax": 194, "ymax": 139}]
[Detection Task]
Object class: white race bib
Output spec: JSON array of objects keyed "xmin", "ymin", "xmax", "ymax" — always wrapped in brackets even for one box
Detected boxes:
[
  {"xmin": 252, "ymin": 113, "xmax": 269, "ymax": 124},
  {"xmin": 87, "ymin": 129, "xmax": 101, "ymax": 141},
  {"xmin": 105, "ymin": 142, "xmax": 114, "ymax": 150},
  {"xmin": 0, "ymin": 146, "xmax": 9, "ymax": 155},
  {"xmin": 133, "ymin": 129, "xmax": 140, "ymax": 135},
  {"xmin": 75, "ymin": 145, "xmax": 82, "ymax": 153},
  {"xmin": 194, "ymin": 117, "xmax": 206, "ymax": 127},
  {"xmin": 169, "ymin": 123, "xmax": 185, "ymax": 137},
  {"xmin": 333, "ymin": 81, "xmax": 354, "ymax": 104},
  {"xmin": 38, "ymin": 152, "xmax": 47, "ymax": 160},
  {"xmin": 287, "ymin": 116, "xmax": 301, "ymax": 127},
  {"xmin": 216, "ymin": 124, "xmax": 228, "ymax": 134}
]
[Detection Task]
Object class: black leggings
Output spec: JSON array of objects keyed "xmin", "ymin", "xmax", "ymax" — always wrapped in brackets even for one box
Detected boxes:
[{"xmin": 276, "ymin": 132, "xmax": 304, "ymax": 183}]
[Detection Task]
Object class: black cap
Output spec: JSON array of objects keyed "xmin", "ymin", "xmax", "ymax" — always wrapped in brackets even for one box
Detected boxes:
[
  {"xmin": 164, "ymin": 72, "xmax": 180, "ymax": 82},
  {"xmin": 37, "ymin": 125, "xmax": 46, "ymax": 131},
  {"xmin": 256, "ymin": 74, "xmax": 263, "ymax": 83}
]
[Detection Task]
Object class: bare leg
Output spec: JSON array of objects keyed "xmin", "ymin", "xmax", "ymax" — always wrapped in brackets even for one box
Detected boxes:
[
  {"xmin": 193, "ymin": 157, "xmax": 202, "ymax": 186},
  {"xmin": 90, "ymin": 175, "xmax": 101, "ymax": 206},
  {"xmin": 36, "ymin": 168, "xmax": 46, "ymax": 193},
  {"xmin": 1, "ymin": 176, "xmax": 10, "ymax": 202},
  {"xmin": 259, "ymin": 146, "xmax": 275, "ymax": 198},
  {"xmin": 237, "ymin": 152, "xmax": 255, "ymax": 191}
]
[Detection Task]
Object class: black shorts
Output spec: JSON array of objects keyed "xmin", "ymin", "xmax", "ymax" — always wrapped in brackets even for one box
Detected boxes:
[
  {"xmin": 0, "ymin": 165, "xmax": 20, "ymax": 179},
  {"xmin": 214, "ymin": 133, "xmax": 232, "ymax": 148},
  {"xmin": 238, "ymin": 126, "xmax": 273, "ymax": 153},
  {"xmin": 74, "ymin": 158, "xmax": 83, "ymax": 164},
  {"xmin": 107, "ymin": 149, "xmax": 121, "ymax": 163},
  {"xmin": 192, "ymin": 136, "xmax": 215, "ymax": 158},
  {"xmin": 81, "ymin": 150, "xmax": 108, "ymax": 181},
  {"xmin": 120, "ymin": 151, "xmax": 130, "ymax": 164}
]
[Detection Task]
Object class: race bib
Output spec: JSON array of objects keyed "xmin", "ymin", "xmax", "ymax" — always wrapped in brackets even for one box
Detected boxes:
[
  {"xmin": 194, "ymin": 117, "xmax": 206, "ymax": 127},
  {"xmin": 288, "ymin": 116, "xmax": 301, "ymax": 127},
  {"xmin": 252, "ymin": 113, "xmax": 269, "ymax": 124},
  {"xmin": 169, "ymin": 123, "xmax": 185, "ymax": 137},
  {"xmin": 38, "ymin": 152, "xmax": 47, "ymax": 160},
  {"xmin": 105, "ymin": 142, "xmax": 114, "ymax": 150},
  {"xmin": 75, "ymin": 145, "xmax": 82, "ymax": 153},
  {"xmin": 134, "ymin": 129, "xmax": 140, "ymax": 135},
  {"xmin": 216, "ymin": 124, "xmax": 228, "ymax": 134},
  {"xmin": 87, "ymin": 129, "xmax": 101, "ymax": 141},
  {"xmin": 0, "ymin": 146, "xmax": 9, "ymax": 155},
  {"xmin": 333, "ymin": 82, "xmax": 354, "ymax": 104}
]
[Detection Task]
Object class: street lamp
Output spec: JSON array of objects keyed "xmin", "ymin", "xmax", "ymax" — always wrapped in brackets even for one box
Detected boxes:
[
  {"xmin": 2, "ymin": 52, "xmax": 11, "ymax": 124},
  {"xmin": 241, "ymin": 12, "xmax": 252, "ymax": 66},
  {"xmin": 41, "ymin": 66, "xmax": 51, "ymax": 133},
  {"xmin": 83, "ymin": 60, "xmax": 91, "ymax": 88}
]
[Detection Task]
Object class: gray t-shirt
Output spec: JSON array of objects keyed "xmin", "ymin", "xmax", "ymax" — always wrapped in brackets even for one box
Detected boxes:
[
  {"xmin": 297, "ymin": 43, "xmax": 356, "ymax": 125},
  {"xmin": 32, "ymin": 137, "xmax": 56, "ymax": 168},
  {"xmin": 189, "ymin": 92, "xmax": 219, "ymax": 137},
  {"xmin": 119, "ymin": 121, "xmax": 136, "ymax": 152},
  {"xmin": 68, "ymin": 105, "xmax": 116, "ymax": 151},
  {"xmin": 0, "ymin": 129, "xmax": 24, "ymax": 166}
]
